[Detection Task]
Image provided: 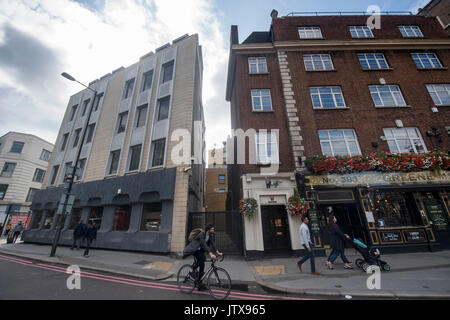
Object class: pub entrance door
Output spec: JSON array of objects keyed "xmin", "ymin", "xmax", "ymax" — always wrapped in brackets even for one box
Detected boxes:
[
  {"xmin": 261, "ymin": 205, "xmax": 291, "ymax": 253},
  {"xmin": 318, "ymin": 204, "xmax": 368, "ymax": 248},
  {"xmin": 423, "ymin": 197, "xmax": 450, "ymax": 249}
]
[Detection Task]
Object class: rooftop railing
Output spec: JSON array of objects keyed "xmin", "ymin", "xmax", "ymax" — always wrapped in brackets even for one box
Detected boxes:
[{"xmin": 285, "ymin": 11, "xmax": 414, "ymax": 17}]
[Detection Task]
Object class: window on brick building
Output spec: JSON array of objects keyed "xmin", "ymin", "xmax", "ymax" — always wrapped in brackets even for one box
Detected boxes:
[
  {"xmin": 310, "ymin": 87, "xmax": 346, "ymax": 109},
  {"xmin": 318, "ymin": 129, "xmax": 361, "ymax": 157},
  {"xmin": 426, "ymin": 84, "xmax": 450, "ymax": 106},
  {"xmin": 251, "ymin": 89, "xmax": 272, "ymax": 111},
  {"xmin": 248, "ymin": 57, "xmax": 268, "ymax": 73},
  {"xmin": 383, "ymin": 128, "xmax": 427, "ymax": 154},
  {"xmin": 398, "ymin": 26, "xmax": 424, "ymax": 38},
  {"xmin": 411, "ymin": 53, "xmax": 443, "ymax": 69},
  {"xmin": 298, "ymin": 27, "xmax": 323, "ymax": 39},
  {"xmin": 349, "ymin": 26, "xmax": 374, "ymax": 38},
  {"xmin": 303, "ymin": 54, "xmax": 334, "ymax": 71},
  {"xmin": 369, "ymin": 85, "xmax": 406, "ymax": 107},
  {"xmin": 357, "ymin": 53, "xmax": 389, "ymax": 70},
  {"xmin": 255, "ymin": 131, "xmax": 279, "ymax": 164}
]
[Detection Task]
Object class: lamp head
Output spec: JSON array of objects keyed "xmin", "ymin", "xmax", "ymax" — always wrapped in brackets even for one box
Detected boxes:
[{"xmin": 61, "ymin": 72, "xmax": 76, "ymax": 81}]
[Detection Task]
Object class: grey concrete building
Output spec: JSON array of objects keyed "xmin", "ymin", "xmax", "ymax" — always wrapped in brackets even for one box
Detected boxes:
[
  {"xmin": 24, "ymin": 34, "xmax": 206, "ymax": 254},
  {"xmin": 418, "ymin": 0, "xmax": 450, "ymax": 35}
]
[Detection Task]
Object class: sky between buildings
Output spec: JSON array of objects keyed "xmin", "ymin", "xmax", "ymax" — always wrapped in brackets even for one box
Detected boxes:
[{"xmin": 0, "ymin": 0, "xmax": 430, "ymax": 154}]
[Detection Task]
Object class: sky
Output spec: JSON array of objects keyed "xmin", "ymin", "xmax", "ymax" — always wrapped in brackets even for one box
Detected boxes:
[{"xmin": 0, "ymin": 0, "xmax": 430, "ymax": 154}]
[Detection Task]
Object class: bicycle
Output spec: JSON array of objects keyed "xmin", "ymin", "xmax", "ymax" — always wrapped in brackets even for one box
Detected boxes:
[{"xmin": 177, "ymin": 254, "xmax": 232, "ymax": 300}]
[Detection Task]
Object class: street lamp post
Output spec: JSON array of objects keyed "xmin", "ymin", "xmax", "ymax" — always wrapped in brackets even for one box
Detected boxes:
[{"xmin": 50, "ymin": 73, "xmax": 98, "ymax": 257}]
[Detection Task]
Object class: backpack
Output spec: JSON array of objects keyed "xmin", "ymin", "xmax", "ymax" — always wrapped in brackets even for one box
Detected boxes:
[{"xmin": 188, "ymin": 228, "xmax": 203, "ymax": 242}]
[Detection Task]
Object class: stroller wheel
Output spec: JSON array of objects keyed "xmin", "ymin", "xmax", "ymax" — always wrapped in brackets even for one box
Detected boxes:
[
  {"xmin": 355, "ymin": 259, "xmax": 364, "ymax": 269},
  {"xmin": 381, "ymin": 263, "xmax": 390, "ymax": 272},
  {"xmin": 362, "ymin": 262, "xmax": 370, "ymax": 272}
]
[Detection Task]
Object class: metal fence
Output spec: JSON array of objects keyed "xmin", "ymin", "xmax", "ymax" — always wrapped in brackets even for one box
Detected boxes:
[{"xmin": 187, "ymin": 211, "xmax": 244, "ymax": 255}]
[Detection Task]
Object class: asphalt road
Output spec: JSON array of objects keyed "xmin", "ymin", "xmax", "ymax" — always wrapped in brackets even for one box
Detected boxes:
[{"xmin": 0, "ymin": 253, "xmax": 314, "ymax": 301}]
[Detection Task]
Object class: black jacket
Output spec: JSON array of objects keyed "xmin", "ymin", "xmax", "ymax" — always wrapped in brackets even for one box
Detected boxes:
[
  {"xmin": 183, "ymin": 231, "xmax": 217, "ymax": 257},
  {"xmin": 85, "ymin": 227, "xmax": 97, "ymax": 241},
  {"xmin": 330, "ymin": 223, "xmax": 347, "ymax": 251},
  {"xmin": 73, "ymin": 223, "xmax": 87, "ymax": 238}
]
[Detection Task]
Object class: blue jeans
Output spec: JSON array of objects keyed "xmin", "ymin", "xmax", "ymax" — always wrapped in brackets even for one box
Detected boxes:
[
  {"xmin": 298, "ymin": 244, "xmax": 315, "ymax": 273},
  {"xmin": 328, "ymin": 249, "xmax": 350, "ymax": 264}
]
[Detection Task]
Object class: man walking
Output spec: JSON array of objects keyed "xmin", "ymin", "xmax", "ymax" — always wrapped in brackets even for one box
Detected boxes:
[
  {"xmin": 297, "ymin": 215, "xmax": 321, "ymax": 275},
  {"xmin": 71, "ymin": 220, "xmax": 87, "ymax": 250},
  {"xmin": 12, "ymin": 221, "xmax": 24, "ymax": 243},
  {"xmin": 83, "ymin": 222, "xmax": 97, "ymax": 257}
]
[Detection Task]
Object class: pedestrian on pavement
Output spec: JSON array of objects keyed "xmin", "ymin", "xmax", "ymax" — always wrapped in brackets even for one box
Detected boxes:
[
  {"xmin": 326, "ymin": 215, "xmax": 353, "ymax": 270},
  {"xmin": 0, "ymin": 223, "xmax": 3, "ymax": 237},
  {"xmin": 297, "ymin": 215, "xmax": 321, "ymax": 275},
  {"xmin": 182, "ymin": 224, "xmax": 223, "ymax": 291},
  {"xmin": 4, "ymin": 223, "xmax": 12, "ymax": 236},
  {"xmin": 71, "ymin": 220, "xmax": 87, "ymax": 250},
  {"xmin": 83, "ymin": 222, "xmax": 97, "ymax": 257},
  {"xmin": 12, "ymin": 221, "xmax": 24, "ymax": 243}
]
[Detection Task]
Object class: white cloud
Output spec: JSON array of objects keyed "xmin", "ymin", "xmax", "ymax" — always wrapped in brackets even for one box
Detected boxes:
[{"xmin": 0, "ymin": 0, "xmax": 230, "ymax": 151}]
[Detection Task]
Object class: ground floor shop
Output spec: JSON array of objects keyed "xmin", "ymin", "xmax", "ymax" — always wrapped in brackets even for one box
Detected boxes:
[
  {"xmin": 301, "ymin": 170, "xmax": 450, "ymax": 252},
  {"xmin": 22, "ymin": 168, "xmax": 193, "ymax": 253}
]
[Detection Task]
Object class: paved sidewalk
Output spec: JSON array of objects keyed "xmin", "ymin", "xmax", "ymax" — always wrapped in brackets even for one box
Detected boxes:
[{"xmin": 1, "ymin": 239, "xmax": 450, "ymax": 298}]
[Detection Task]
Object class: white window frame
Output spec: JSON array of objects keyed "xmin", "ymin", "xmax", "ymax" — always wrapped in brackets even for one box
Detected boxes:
[
  {"xmin": 357, "ymin": 53, "xmax": 390, "ymax": 70},
  {"xmin": 309, "ymin": 86, "xmax": 346, "ymax": 109},
  {"xmin": 248, "ymin": 57, "xmax": 268, "ymax": 74},
  {"xmin": 298, "ymin": 27, "xmax": 323, "ymax": 39},
  {"xmin": 426, "ymin": 84, "xmax": 450, "ymax": 106},
  {"xmin": 411, "ymin": 53, "xmax": 443, "ymax": 69},
  {"xmin": 303, "ymin": 54, "xmax": 334, "ymax": 71},
  {"xmin": 255, "ymin": 131, "xmax": 279, "ymax": 164},
  {"xmin": 369, "ymin": 85, "xmax": 407, "ymax": 107},
  {"xmin": 251, "ymin": 89, "xmax": 273, "ymax": 111},
  {"xmin": 349, "ymin": 26, "xmax": 374, "ymax": 38},
  {"xmin": 398, "ymin": 26, "xmax": 424, "ymax": 38},
  {"xmin": 318, "ymin": 129, "xmax": 361, "ymax": 157},
  {"xmin": 383, "ymin": 128, "xmax": 427, "ymax": 154}
]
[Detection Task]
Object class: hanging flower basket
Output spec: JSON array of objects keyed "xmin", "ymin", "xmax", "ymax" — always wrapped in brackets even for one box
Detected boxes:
[
  {"xmin": 240, "ymin": 198, "xmax": 258, "ymax": 219},
  {"xmin": 286, "ymin": 189, "xmax": 308, "ymax": 218}
]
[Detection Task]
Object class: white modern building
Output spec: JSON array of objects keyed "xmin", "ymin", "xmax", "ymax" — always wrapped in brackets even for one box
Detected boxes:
[{"xmin": 0, "ymin": 132, "xmax": 54, "ymax": 230}]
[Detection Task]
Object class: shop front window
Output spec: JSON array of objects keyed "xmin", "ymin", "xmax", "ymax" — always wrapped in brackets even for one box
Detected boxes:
[
  {"xmin": 32, "ymin": 211, "xmax": 43, "ymax": 229},
  {"xmin": 69, "ymin": 208, "xmax": 83, "ymax": 229},
  {"xmin": 113, "ymin": 205, "xmax": 131, "ymax": 231},
  {"xmin": 42, "ymin": 210, "xmax": 55, "ymax": 229},
  {"xmin": 89, "ymin": 207, "xmax": 103, "ymax": 229},
  {"xmin": 140, "ymin": 202, "xmax": 162, "ymax": 231},
  {"xmin": 372, "ymin": 191, "xmax": 423, "ymax": 228}
]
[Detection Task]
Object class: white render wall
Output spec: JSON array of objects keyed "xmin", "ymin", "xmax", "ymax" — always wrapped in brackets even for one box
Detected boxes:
[{"xmin": 0, "ymin": 132, "xmax": 54, "ymax": 219}]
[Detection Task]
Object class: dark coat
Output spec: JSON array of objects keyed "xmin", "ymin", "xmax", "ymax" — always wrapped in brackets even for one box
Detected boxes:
[
  {"xmin": 73, "ymin": 223, "xmax": 87, "ymax": 239},
  {"xmin": 85, "ymin": 227, "xmax": 97, "ymax": 241},
  {"xmin": 183, "ymin": 231, "xmax": 217, "ymax": 257},
  {"xmin": 330, "ymin": 223, "xmax": 347, "ymax": 251}
]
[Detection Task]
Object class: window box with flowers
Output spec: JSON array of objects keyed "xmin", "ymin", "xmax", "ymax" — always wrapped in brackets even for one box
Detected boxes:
[{"xmin": 305, "ymin": 151, "xmax": 450, "ymax": 176}]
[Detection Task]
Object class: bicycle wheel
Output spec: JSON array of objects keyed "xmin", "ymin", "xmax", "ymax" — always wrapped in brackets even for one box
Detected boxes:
[
  {"xmin": 177, "ymin": 264, "xmax": 197, "ymax": 294},
  {"xmin": 207, "ymin": 267, "xmax": 232, "ymax": 300}
]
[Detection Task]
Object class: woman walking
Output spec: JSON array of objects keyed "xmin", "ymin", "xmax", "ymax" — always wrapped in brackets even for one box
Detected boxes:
[{"xmin": 326, "ymin": 215, "xmax": 353, "ymax": 270}]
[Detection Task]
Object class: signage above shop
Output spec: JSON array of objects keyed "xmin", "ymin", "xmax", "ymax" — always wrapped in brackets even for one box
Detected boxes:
[{"xmin": 305, "ymin": 171, "xmax": 450, "ymax": 188}]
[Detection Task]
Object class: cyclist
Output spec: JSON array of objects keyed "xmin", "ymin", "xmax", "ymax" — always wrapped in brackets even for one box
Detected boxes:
[{"xmin": 183, "ymin": 224, "xmax": 223, "ymax": 290}]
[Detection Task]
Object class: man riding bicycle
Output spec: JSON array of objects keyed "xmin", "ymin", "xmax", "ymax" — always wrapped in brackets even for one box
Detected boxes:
[{"xmin": 183, "ymin": 224, "xmax": 223, "ymax": 290}]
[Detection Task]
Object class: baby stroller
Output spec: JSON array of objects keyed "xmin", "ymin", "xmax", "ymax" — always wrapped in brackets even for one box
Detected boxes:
[{"xmin": 352, "ymin": 238, "xmax": 390, "ymax": 272}]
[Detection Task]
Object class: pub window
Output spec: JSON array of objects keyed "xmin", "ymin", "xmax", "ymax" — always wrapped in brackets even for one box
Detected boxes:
[
  {"xmin": 113, "ymin": 205, "xmax": 131, "ymax": 231},
  {"xmin": 140, "ymin": 202, "xmax": 162, "ymax": 231},
  {"xmin": 372, "ymin": 191, "xmax": 424, "ymax": 228},
  {"xmin": 69, "ymin": 207, "xmax": 83, "ymax": 230},
  {"xmin": 31, "ymin": 210, "xmax": 43, "ymax": 229},
  {"xmin": 383, "ymin": 127, "xmax": 427, "ymax": 154},
  {"xmin": 88, "ymin": 207, "xmax": 103, "ymax": 229},
  {"xmin": 42, "ymin": 210, "xmax": 55, "ymax": 229}
]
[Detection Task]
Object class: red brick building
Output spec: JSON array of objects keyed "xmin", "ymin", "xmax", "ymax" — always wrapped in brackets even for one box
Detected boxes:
[{"xmin": 226, "ymin": 11, "xmax": 450, "ymax": 257}]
